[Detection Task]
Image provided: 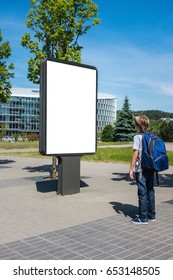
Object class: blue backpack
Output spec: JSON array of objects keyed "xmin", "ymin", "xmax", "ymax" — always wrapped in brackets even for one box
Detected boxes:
[{"xmin": 141, "ymin": 132, "xmax": 169, "ymax": 172}]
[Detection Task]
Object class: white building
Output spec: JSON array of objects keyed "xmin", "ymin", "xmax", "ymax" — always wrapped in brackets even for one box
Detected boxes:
[
  {"xmin": 0, "ymin": 88, "xmax": 117, "ymax": 136},
  {"xmin": 0, "ymin": 88, "xmax": 39, "ymax": 136},
  {"xmin": 97, "ymin": 93, "xmax": 117, "ymax": 132}
]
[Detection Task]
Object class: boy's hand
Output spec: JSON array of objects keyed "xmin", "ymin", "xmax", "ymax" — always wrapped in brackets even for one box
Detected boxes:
[
  {"xmin": 129, "ymin": 150, "xmax": 138, "ymax": 181},
  {"xmin": 129, "ymin": 169, "xmax": 134, "ymax": 180}
]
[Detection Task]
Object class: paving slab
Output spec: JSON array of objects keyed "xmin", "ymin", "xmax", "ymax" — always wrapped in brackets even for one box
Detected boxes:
[{"xmin": 0, "ymin": 155, "xmax": 173, "ymax": 260}]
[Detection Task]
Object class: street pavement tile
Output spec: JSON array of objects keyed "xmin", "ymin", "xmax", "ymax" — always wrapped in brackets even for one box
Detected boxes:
[{"xmin": 1, "ymin": 201, "xmax": 173, "ymax": 260}]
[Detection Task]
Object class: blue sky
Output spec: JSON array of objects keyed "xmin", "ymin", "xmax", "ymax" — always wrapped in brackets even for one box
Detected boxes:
[{"xmin": 0, "ymin": 0, "xmax": 173, "ymax": 111}]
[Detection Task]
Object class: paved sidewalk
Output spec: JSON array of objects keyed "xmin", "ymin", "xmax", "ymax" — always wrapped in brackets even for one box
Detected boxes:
[{"xmin": 0, "ymin": 155, "xmax": 173, "ymax": 260}]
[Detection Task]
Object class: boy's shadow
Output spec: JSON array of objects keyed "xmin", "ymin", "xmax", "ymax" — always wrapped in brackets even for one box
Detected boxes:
[
  {"xmin": 111, "ymin": 172, "xmax": 136, "ymax": 185},
  {"xmin": 110, "ymin": 201, "xmax": 138, "ymax": 218}
]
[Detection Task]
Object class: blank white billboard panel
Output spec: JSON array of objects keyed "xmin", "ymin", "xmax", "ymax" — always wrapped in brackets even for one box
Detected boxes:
[{"xmin": 39, "ymin": 59, "xmax": 97, "ymax": 156}]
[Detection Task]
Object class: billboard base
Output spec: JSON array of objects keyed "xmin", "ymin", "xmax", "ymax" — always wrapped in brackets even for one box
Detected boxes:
[{"xmin": 58, "ymin": 156, "xmax": 81, "ymax": 195}]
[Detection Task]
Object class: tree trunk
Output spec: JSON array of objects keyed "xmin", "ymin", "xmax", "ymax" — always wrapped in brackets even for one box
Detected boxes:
[{"xmin": 51, "ymin": 156, "xmax": 57, "ymax": 179}]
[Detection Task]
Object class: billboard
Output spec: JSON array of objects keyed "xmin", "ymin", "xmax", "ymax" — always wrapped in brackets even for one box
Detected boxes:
[{"xmin": 39, "ymin": 58, "xmax": 97, "ymax": 156}]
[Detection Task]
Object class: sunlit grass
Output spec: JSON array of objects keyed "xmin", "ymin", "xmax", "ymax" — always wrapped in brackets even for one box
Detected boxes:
[
  {"xmin": 0, "ymin": 141, "xmax": 39, "ymax": 149},
  {"xmin": 83, "ymin": 147, "xmax": 132, "ymax": 163},
  {"xmin": 0, "ymin": 143, "xmax": 173, "ymax": 166},
  {"xmin": 97, "ymin": 141, "xmax": 132, "ymax": 146},
  {"xmin": 0, "ymin": 141, "xmax": 130, "ymax": 149},
  {"xmin": 0, "ymin": 151, "xmax": 49, "ymax": 159},
  {"xmin": 167, "ymin": 151, "xmax": 173, "ymax": 166},
  {"xmin": 0, "ymin": 147, "xmax": 134, "ymax": 163}
]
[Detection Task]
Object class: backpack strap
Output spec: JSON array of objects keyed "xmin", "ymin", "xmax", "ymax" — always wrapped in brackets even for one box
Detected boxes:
[{"xmin": 138, "ymin": 133, "xmax": 144, "ymax": 179}]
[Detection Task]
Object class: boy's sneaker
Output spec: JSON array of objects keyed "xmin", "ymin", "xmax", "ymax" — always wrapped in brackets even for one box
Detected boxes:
[
  {"xmin": 130, "ymin": 217, "xmax": 148, "ymax": 225},
  {"xmin": 148, "ymin": 218, "xmax": 156, "ymax": 222}
]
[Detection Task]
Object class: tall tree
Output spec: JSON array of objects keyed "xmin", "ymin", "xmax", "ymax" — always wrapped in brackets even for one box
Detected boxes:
[
  {"xmin": 21, "ymin": 0, "xmax": 100, "ymax": 83},
  {"xmin": 113, "ymin": 96, "xmax": 135, "ymax": 142},
  {"xmin": 0, "ymin": 29, "xmax": 15, "ymax": 103},
  {"xmin": 21, "ymin": 0, "xmax": 100, "ymax": 178}
]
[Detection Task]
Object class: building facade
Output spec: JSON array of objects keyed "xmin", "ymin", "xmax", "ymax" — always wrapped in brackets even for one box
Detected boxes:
[
  {"xmin": 97, "ymin": 93, "xmax": 117, "ymax": 132},
  {"xmin": 0, "ymin": 88, "xmax": 116, "ymax": 137},
  {"xmin": 0, "ymin": 88, "xmax": 39, "ymax": 137}
]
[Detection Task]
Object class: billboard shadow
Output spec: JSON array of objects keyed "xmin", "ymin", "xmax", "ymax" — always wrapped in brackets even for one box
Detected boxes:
[{"xmin": 36, "ymin": 178, "xmax": 89, "ymax": 193}]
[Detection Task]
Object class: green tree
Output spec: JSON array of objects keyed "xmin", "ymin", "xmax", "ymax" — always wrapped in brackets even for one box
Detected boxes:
[
  {"xmin": 0, "ymin": 29, "xmax": 15, "ymax": 103},
  {"xmin": 21, "ymin": 0, "xmax": 100, "ymax": 178},
  {"xmin": 159, "ymin": 121, "xmax": 173, "ymax": 142},
  {"xmin": 14, "ymin": 133, "xmax": 19, "ymax": 143},
  {"xmin": 21, "ymin": 0, "xmax": 100, "ymax": 83},
  {"xmin": 27, "ymin": 132, "xmax": 39, "ymax": 142},
  {"xmin": 21, "ymin": 132, "xmax": 28, "ymax": 141},
  {"xmin": 100, "ymin": 124, "xmax": 113, "ymax": 142},
  {"xmin": 113, "ymin": 96, "xmax": 135, "ymax": 142},
  {"xmin": 149, "ymin": 119, "xmax": 162, "ymax": 135},
  {"xmin": 0, "ymin": 123, "xmax": 8, "ymax": 138}
]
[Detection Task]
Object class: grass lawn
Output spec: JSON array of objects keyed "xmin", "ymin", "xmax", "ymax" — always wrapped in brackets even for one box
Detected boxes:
[
  {"xmin": 97, "ymin": 141, "xmax": 132, "ymax": 146},
  {"xmin": 83, "ymin": 147, "xmax": 132, "ymax": 163},
  {"xmin": 0, "ymin": 141, "xmax": 39, "ymax": 149},
  {"xmin": 0, "ymin": 142, "xmax": 173, "ymax": 166},
  {"xmin": 0, "ymin": 148, "xmax": 132, "ymax": 163}
]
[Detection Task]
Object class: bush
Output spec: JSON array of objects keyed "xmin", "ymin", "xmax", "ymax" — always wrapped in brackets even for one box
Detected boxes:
[
  {"xmin": 100, "ymin": 124, "xmax": 113, "ymax": 142},
  {"xmin": 27, "ymin": 133, "xmax": 39, "ymax": 142},
  {"xmin": 159, "ymin": 121, "xmax": 173, "ymax": 142}
]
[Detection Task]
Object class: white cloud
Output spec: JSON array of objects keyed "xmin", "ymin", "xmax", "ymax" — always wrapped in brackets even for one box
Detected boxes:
[
  {"xmin": 82, "ymin": 43, "xmax": 173, "ymax": 111},
  {"xmin": 160, "ymin": 86, "xmax": 173, "ymax": 96}
]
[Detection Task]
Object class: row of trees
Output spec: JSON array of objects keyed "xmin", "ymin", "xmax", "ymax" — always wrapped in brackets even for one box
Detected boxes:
[
  {"xmin": 135, "ymin": 110, "xmax": 173, "ymax": 120},
  {"xmin": 0, "ymin": 133, "xmax": 39, "ymax": 142},
  {"xmin": 101, "ymin": 96, "xmax": 173, "ymax": 142},
  {"xmin": 0, "ymin": 122, "xmax": 39, "ymax": 141}
]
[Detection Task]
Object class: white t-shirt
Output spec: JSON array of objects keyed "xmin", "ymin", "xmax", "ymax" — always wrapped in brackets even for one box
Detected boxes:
[{"xmin": 133, "ymin": 134, "xmax": 143, "ymax": 172}]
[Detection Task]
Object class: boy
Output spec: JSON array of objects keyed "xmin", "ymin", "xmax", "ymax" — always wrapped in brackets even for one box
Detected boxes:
[{"xmin": 129, "ymin": 115, "xmax": 156, "ymax": 224}]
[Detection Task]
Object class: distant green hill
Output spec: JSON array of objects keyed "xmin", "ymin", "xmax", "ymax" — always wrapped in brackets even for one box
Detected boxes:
[{"xmin": 134, "ymin": 110, "xmax": 173, "ymax": 120}]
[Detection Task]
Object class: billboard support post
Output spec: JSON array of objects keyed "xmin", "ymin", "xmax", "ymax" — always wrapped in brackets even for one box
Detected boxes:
[{"xmin": 58, "ymin": 156, "xmax": 81, "ymax": 195}]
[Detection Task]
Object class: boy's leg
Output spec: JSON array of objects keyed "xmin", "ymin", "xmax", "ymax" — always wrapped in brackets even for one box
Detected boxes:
[
  {"xmin": 131, "ymin": 172, "xmax": 148, "ymax": 224},
  {"xmin": 137, "ymin": 173, "xmax": 148, "ymax": 222},
  {"xmin": 147, "ymin": 172, "xmax": 156, "ymax": 220}
]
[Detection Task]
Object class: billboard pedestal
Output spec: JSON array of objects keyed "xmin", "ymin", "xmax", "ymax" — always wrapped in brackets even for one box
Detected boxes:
[{"xmin": 58, "ymin": 156, "xmax": 81, "ymax": 195}]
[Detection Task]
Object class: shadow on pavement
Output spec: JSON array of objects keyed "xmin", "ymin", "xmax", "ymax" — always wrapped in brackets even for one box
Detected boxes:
[
  {"xmin": 23, "ymin": 165, "xmax": 52, "ymax": 176},
  {"xmin": 112, "ymin": 172, "xmax": 173, "ymax": 188},
  {"xmin": 0, "ymin": 159, "xmax": 16, "ymax": 165},
  {"xmin": 162, "ymin": 199, "xmax": 173, "ymax": 205},
  {"xmin": 36, "ymin": 179, "xmax": 58, "ymax": 193},
  {"xmin": 36, "ymin": 178, "xmax": 89, "ymax": 193},
  {"xmin": 156, "ymin": 173, "xmax": 173, "ymax": 188},
  {"xmin": 111, "ymin": 172, "xmax": 136, "ymax": 186},
  {"xmin": 109, "ymin": 201, "xmax": 138, "ymax": 219}
]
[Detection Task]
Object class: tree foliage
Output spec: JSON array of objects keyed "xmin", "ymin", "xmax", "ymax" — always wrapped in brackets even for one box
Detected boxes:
[
  {"xmin": 21, "ymin": 0, "xmax": 100, "ymax": 84},
  {"xmin": 159, "ymin": 121, "xmax": 173, "ymax": 142},
  {"xmin": 0, "ymin": 29, "xmax": 14, "ymax": 103},
  {"xmin": 100, "ymin": 124, "xmax": 113, "ymax": 142},
  {"xmin": 135, "ymin": 110, "xmax": 173, "ymax": 120},
  {"xmin": 0, "ymin": 122, "xmax": 8, "ymax": 137},
  {"xmin": 21, "ymin": 0, "xmax": 100, "ymax": 179},
  {"xmin": 113, "ymin": 96, "xmax": 135, "ymax": 142}
]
